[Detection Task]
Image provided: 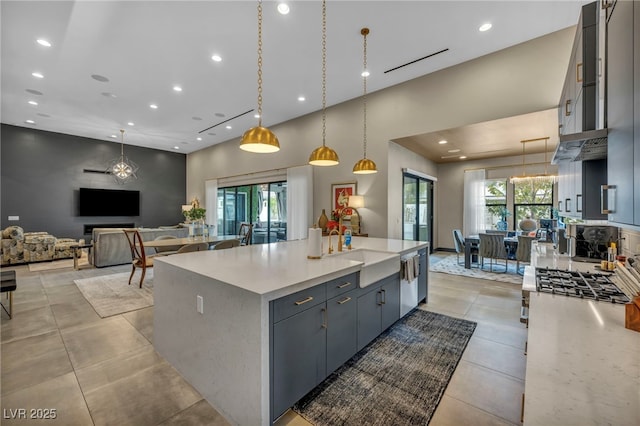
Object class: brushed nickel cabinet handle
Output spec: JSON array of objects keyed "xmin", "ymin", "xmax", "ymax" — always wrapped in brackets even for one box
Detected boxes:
[
  {"xmin": 565, "ymin": 99, "xmax": 571, "ymax": 116},
  {"xmin": 337, "ymin": 296, "xmax": 352, "ymax": 305},
  {"xmin": 381, "ymin": 289, "xmax": 386, "ymax": 305},
  {"xmin": 321, "ymin": 307, "xmax": 327, "ymax": 328},
  {"xmin": 576, "ymin": 62, "xmax": 583, "ymax": 83},
  {"xmin": 294, "ymin": 296, "xmax": 313, "ymax": 306},
  {"xmin": 377, "ymin": 290, "xmax": 383, "ymax": 306},
  {"xmin": 337, "ymin": 281, "xmax": 352, "ymax": 289}
]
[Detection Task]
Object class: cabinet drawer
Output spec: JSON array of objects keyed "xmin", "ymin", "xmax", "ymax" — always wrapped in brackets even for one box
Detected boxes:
[
  {"xmin": 325, "ymin": 272, "xmax": 358, "ymax": 299},
  {"xmin": 272, "ymin": 284, "xmax": 326, "ymax": 323}
]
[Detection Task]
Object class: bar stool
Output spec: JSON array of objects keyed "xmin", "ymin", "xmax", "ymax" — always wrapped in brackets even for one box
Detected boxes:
[{"xmin": 1, "ymin": 270, "xmax": 17, "ymax": 319}]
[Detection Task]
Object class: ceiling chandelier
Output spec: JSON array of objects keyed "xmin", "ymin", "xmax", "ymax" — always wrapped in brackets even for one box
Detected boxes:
[
  {"xmin": 240, "ymin": 0, "xmax": 280, "ymax": 153},
  {"xmin": 353, "ymin": 27, "xmax": 377, "ymax": 174},
  {"xmin": 509, "ymin": 136, "xmax": 557, "ymax": 184},
  {"xmin": 309, "ymin": 0, "xmax": 339, "ymax": 166},
  {"xmin": 107, "ymin": 129, "xmax": 138, "ymax": 184}
]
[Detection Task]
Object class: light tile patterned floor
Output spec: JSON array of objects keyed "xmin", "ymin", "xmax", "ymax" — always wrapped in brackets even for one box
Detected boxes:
[{"xmin": 1, "ymin": 251, "xmax": 526, "ymax": 425}]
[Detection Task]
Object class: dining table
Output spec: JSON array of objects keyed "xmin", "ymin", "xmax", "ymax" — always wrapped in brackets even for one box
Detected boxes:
[
  {"xmin": 142, "ymin": 235, "xmax": 242, "ymax": 251},
  {"xmin": 464, "ymin": 235, "xmax": 519, "ymax": 269}
]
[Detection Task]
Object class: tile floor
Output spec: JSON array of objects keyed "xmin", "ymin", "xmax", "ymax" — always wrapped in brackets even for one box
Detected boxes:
[{"xmin": 1, "ymin": 251, "xmax": 526, "ymax": 425}]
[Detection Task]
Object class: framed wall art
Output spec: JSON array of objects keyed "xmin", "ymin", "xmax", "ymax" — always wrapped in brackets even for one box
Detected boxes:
[{"xmin": 331, "ymin": 182, "xmax": 357, "ymax": 215}]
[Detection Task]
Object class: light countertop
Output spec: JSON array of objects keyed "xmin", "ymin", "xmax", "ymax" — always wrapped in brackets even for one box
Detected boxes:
[
  {"xmin": 524, "ymin": 293, "xmax": 640, "ymax": 425},
  {"xmin": 154, "ymin": 236, "xmax": 427, "ymax": 298},
  {"xmin": 522, "ymin": 241, "xmax": 640, "ymax": 425}
]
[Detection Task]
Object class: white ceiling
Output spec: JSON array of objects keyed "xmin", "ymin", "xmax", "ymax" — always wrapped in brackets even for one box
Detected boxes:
[{"xmin": 1, "ymin": 1, "xmax": 588, "ymax": 155}]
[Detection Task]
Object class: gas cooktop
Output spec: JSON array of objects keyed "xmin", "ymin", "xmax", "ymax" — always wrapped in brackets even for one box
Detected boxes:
[{"xmin": 535, "ymin": 268, "xmax": 630, "ymax": 304}]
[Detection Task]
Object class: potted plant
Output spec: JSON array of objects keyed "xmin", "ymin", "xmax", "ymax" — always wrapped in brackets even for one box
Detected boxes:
[{"xmin": 183, "ymin": 207, "xmax": 206, "ymax": 237}]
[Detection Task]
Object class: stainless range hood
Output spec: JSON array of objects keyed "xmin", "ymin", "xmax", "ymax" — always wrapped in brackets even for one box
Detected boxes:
[{"xmin": 551, "ymin": 128, "xmax": 608, "ymax": 164}]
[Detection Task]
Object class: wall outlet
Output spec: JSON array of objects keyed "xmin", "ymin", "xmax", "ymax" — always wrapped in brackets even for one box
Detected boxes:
[
  {"xmin": 8, "ymin": 216, "xmax": 19, "ymax": 221},
  {"xmin": 196, "ymin": 295, "xmax": 204, "ymax": 314}
]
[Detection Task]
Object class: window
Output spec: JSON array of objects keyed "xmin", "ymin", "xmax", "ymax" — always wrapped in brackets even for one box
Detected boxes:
[
  {"xmin": 484, "ymin": 179, "xmax": 507, "ymax": 230},
  {"xmin": 513, "ymin": 180, "xmax": 553, "ymax": 228}
]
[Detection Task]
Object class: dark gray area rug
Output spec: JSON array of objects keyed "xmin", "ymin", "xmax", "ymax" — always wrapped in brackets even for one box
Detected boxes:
[{"xmin": 293, "ymin": 309, "xmax": 476, "ymax": 425}]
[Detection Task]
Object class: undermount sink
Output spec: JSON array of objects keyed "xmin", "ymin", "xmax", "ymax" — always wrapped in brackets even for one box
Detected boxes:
[{"xmin": 330, "ymin": 248, "xmax": 400, "ymax": 288}]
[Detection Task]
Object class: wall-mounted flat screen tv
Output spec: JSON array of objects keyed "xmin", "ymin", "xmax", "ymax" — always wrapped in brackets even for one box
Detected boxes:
[{"xmin": 79, "ymin": 188, "xmax": 140, "ymax": 216}]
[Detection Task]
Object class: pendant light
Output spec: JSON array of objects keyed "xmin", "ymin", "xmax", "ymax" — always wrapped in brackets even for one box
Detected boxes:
[
  {"xmin": 240, "ymin": 0, "xmax": 280, "ymax": 153},
  {"xmin": 108, "ymin": 129, "xmax": 138, "ymax": 184},
  {"xmin": 509, "ymin": 137, "xmax": 557, "ymax": 184},
  {"xmin": 353, "ymin": 27, "xmax": 377, "ymax": 174},
  {"xmin": 309, "ymin": 0, "xmax": 339, "ymax": 166}
]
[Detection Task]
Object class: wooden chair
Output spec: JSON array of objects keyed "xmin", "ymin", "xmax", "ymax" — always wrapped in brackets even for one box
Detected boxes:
[
  {"xmin": 478, "ymin": 233, "xmax": 508, "ymax": 273},
  {"xmin": 515, "ymin": 235, "xmax": 535, "ymax": 275},
  {"xmin": 123, "ymin": 229, "xmax": 156, "ymax": 288},
  {"xmin": 153, "ymin": 235, "xmax": 181, "ymax": 255},
  {"xmin": 238, "ymin": 223, "xmax": 253, "ymax": 246},
  {"xmin": 212, "ymin": 239, "xmax": 240, "ymax": 250},
  {"xmin": 176, "ymin": 242, "xmax": 209, "ymax": 253}
]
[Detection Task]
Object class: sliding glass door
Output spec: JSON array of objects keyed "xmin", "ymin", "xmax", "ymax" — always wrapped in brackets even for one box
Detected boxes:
[
  {"xmin": 217, "ymin": 181, "xmax": 287, "ymax": 244},
  {"xmin": 403, "ymin": 173, "xmax": 433, "ymax": 251}
]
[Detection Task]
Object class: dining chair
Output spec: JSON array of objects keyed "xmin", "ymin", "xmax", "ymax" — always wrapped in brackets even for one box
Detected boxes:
[
  {"xmin": 515, "ymin": 235, "xmax": 536, "ymax": 275},
  {"xmin": 176, "ymin": 242, "xmax": 209, "ymax": 254},
  {"xmin": 238, "ymin": 223, "xmax": 253, "ymax": 246},
  {"xmin": 153, "ymin": 235, "xmax": 181, "ymax": 255},
  {"xmin": 212, "ymin": 239, "xmax": 240, "ymax": 250},
  {"xmin": 452, "ymin": 229, "xmax": 478, "ymax": 266},
  {"xmin": 478, "ymin": 233, "xmax": 508, "ymax": 273},
  {"xmin": 123, "ymin": 229, "xmax": 156, "ymax": 288},
  {"xmin": 486, "ymin": 230, "xmax": 508, "ymax": 236}
]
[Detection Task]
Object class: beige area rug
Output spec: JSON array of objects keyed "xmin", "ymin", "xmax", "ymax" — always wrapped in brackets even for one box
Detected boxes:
[
  {"xmin": 430, "ymin": 254, "xmax": 523, "ymax": 285},
  {"xmin": 28, "ymin": 253, "xmax": 89, "ymax": 272},
  {"xmin": 74, "ymin": 270, "xmax": 154, "ymax": 318}
]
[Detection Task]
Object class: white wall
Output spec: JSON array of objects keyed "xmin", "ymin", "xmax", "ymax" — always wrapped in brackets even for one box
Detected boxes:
[{"xmin": 186, "ymin": 27, "xmax": 574, "ymax": 239}]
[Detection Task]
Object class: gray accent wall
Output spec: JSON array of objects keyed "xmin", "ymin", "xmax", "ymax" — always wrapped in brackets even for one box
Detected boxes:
[{"xmin": 1, "ymin": 124, "xmax": 186, "ymax": 240}]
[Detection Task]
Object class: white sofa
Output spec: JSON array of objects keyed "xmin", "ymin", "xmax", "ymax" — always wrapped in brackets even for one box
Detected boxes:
[{"xmin": 89, "ymin": 227, "xmax": 188, "ymax": 268}]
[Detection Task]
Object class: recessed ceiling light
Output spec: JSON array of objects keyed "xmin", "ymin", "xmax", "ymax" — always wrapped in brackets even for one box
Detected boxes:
[
  {"xmin": 174, "ymin": 146, "xmax": 180, "ymax": 150},
  {"xmin": 277, "ymin": 3, "xmax": 290, "ymax": 15},
  {"xmin": 26, "ymin": 89, "xmax": 43, "ymax": 95},
  {"xmin": 28, "ymin": 100, "xmax": 38, "ymax": 106},
  {"xmin": 196, "ymin": 137, "xmax": 202, "ymax": 141},
  {"xmin": 110, "ymin": 134, "xmax": 118, "ymax": 138},
  {"xmin": 254, "ymin": 114, "xmax": 260, "ymax": 119},
  {"xmin": 298, "ymin": 96, "xmax": 306, "ymax": 102},
  {"xmin": 127, "ymin": 122, "xmax": 134, "ymax": 126},
  {"xmin": 36, "ymin": 39, "xmax": 51, "ymax": 47},
  {"xmin": 225, "ymin": 125, "xmax": 232, "ymax": 130},
  {"xmin": 91, "ymin": 74, "xmax": 109, "ymax": 82},
  {"xmin": 211, "ymin": 54, "xmax": 222, "ymax": 62},
  {"xmin": 438, "ymin": 140, "xmax": 447, "ymax": 144},
  {"xmin": 361, "ymin": 70, "xmax": 370, "ymax": 77},
  {"xmin": 173, "ymin": 86, "xmax": 182, "ymax": 92},
  {"xmin": 448, "ymin": 149, "xmax": 460, "ymax": 153},
  {"xmin": 149, "ymin": 104, "xmax": 158, "ymax": 109},
  {"xmin": 479, "ymin": 23, "xmax": 492, "ymax": 32},
  {"xmin": 32, "ymin": 72, "xmax": 44, "ymax": 79},
  {"xmin": 459, "ymin": 155, "xmax": 468, "ymax": 159},
  {"xmin": 25, "ymin": 119, "xmax": 35, "ymax": 124}
]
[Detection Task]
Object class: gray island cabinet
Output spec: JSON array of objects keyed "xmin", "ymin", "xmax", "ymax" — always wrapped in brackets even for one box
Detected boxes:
[{"xmin": 154, "ymin": 237, "xmax": 428, "ymax": 425}]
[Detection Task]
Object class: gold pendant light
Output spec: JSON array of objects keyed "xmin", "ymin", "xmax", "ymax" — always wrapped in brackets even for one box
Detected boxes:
[
  {"xmin": 309, "ymin": 0, "xmax": 339, "ymax": 166},
  {"xmin": 353, "ymin": 27, "xmax": 377, "ymax": 174},
  {"xmin": 240, "ymin": 0, "xmax": 280, "ymax": 153}
]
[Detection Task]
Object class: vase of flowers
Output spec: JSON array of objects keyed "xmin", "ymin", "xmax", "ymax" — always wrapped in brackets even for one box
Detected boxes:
[
  {"xmin": 184, "ymin": 207, "xmax": 206, "ymax": 237},
  {"xmin": 496, "ymin": 207, "xmax": 511, "ymax": 231}
]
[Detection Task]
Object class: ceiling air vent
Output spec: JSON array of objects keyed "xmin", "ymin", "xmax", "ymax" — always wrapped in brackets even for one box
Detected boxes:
[{"xmin": 384, "ymin": 48, "xmax": 449, "ymax": 74}]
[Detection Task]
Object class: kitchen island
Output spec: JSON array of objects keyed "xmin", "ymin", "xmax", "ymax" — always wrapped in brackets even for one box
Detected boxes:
[
  {"xmin": 522, "ymin": 242, "xmax": 640, "ymax": 425},
  {"xmin": 153, "ymin": 237, "xmax": 428, "ymax": 425}
]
